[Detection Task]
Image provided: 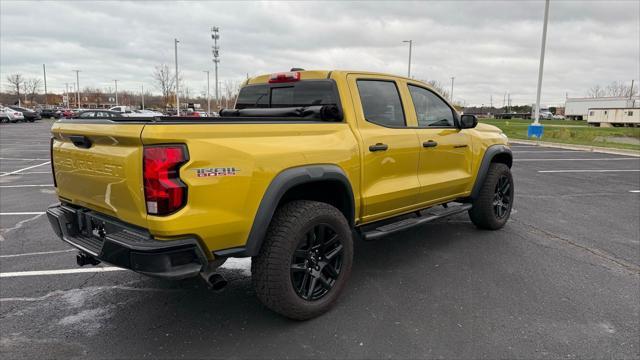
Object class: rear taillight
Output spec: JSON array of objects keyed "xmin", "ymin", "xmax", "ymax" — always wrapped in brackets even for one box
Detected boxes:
[
  {"xmin": 143, "ymin": 145, "xmax": 188, "ymax": 216},
  {"xmin": 268, "ymin": 71, "xmax": 301, "ymax": 83},
  {"xmin": 50, "ymin": 137, "xmax": 57, "ymax": 187}
]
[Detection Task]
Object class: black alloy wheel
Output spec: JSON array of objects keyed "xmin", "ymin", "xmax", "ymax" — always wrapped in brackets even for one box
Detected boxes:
[
  {"xmin": 493, "ymin": 174, "xmax": 512, "ymax": 219},
  {"xmin": 290, "ymin": 223, "xmax": 343, "ymax": 301}
]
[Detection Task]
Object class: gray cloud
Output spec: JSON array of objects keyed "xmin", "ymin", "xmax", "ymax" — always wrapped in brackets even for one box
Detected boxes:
[{"xmin": 1, "ymin": 0, "xmax": 638, "ymax": 106}]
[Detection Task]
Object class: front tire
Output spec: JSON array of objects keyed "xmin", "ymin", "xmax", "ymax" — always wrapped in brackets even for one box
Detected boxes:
[
  {"xmin": 468, "ymin": 163, "xmax": 514, "ymax": 230},
  {"xmin": 252, "ymin": 200, "xmax": 353, "ymax": 320}
]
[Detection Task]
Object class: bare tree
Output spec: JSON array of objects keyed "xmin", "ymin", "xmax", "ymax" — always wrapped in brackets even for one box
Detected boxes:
[
  {"xmin": 423, "ymin": 80, "xmax": 450, "ymax": 100},
  {"xmin": 6, "ymin": 73, "xmax": 25, "ymax": 101},
  {"xmin": 24, "ymin": 78, "xmax": 42, "ymax": 103},
  {"xmin": 152, "ymin": 64, "xmax": 176, "ymax": 107},
  {"xmin": 588, "ymin": 82, "xmax": 637, "ymax": 98},
  {"xmin": 223, "ymin": 80, "xmax": 241, "ymax": 108}
]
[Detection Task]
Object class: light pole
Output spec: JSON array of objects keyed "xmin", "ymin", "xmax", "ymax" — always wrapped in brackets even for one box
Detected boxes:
[
  {"xmin": 174, "ymin": 38, "xmax": 180, "ymax": 116},
  {"xmin": 114, "ymin": 80, "xmax": 119, "ymax": 106},
  {"xmin": 141, "ymin": 84, "xmax": 145, "ymax": 110},
  {"xmin": 204, "ymin": 70, "xmax": 211, "ymax": 115},
  {"xmin": 533, "ymin": 0, "xmax": 550, "ymax": 126},
  {"xmin": 65, "ymin": 83, "xmax": 70, "ymax": 108},
  {"xmin": 211, "ymin": 27, "xmax": 220, "ymax": 111},
  {"xmin": 450, "ymin": 76, "xmax": 455, "ymax": 103},
  {"xmin": 402, "ymin": 40, "xmax": 412, "ymax": 78},
  {"xmin": 72, "ymin": 70, "xmax": 80, "ymax": 108},
  {"xmin": 43, "ymin": 64, "xmax": 48, "ymax": 106}
]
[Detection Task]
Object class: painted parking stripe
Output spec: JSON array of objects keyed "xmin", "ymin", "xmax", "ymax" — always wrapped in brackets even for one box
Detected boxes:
[
  {"xmin": 512, "ymin": 150, "xmax": 579, "ymax": 154},
  {"xmin": 0, "ymin": 171, "xmax": 51, "ymax": 175},
  {"xmin": 0, "ymin": 249, "xmax": 75, "ymax": 258},
  {"xmin": 630, "ymin": 190, "xmax": 640, "ymax": 193},
  {"xmin": 0, "ymin": 212, "xmax": 46, "ymax": 216},
  {"xmin": 515, "ymin": 157, "xmax": 638, "ymax": 162},
  {"xmin": 0, "ymin": 161, "xmax": 50, "ymax": 177},
  {"xmin": 0, "ymin": 184, "xmax": 54, "ymax": 188},
  {"xmin": 0, "ymin": 267, "xmax": 126, "ymax": 278},
  {"xmin": 0, "ymin": 157, "xmax": 50, "ymax": 161},
  {"xmin": 538, "ymin": 170, "xmax": 640, "ymax": 173}
]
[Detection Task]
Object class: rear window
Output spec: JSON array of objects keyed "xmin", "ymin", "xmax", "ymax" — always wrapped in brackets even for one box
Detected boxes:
[{"xmin": 235, "ymin": 80, "xmax": 338, "ymax": 109}]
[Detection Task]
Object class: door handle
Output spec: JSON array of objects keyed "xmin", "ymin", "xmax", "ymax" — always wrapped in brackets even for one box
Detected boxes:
[
  {"xmin": 369, "ymin": 143, "xmax": 388, "ymax": 152},
  {"xmin": 422, "ymin": 140, "xmax": 438, "ymax": 148},
  {"xmin": 453, "ymin": 144, "xmax": 468, "ymax": 148},
  {"xmin": 69, "ymin": 135, "xmax": 92, "ymax": 149}
]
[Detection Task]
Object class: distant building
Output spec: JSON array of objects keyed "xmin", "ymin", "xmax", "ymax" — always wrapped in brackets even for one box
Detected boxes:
[
  {"xmin": 565, "ymin": 96, "xmax": 639, "ymax": 120},
  {"xmin": 587, "ymin": 108, "xmax": 639, "ymax": 127}
]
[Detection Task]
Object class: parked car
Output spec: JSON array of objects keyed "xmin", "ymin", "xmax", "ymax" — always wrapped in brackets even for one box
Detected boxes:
[
  {"xmin": 39, "ymin": 108, "xmax": 63, "ymax": 119},
  {"xmin": 552, "ymin": 114, "xmax": 565, "ymax": 120},
  {"xmin": 73, "ymin": 110, "xmax": 121, "ymax": 119},
  {"xmin": 48, "ymin": 69, "xmax": 513, "ymax": 320},
  {"xmin": 133, "ymin": 109, "xmax": 164, "ymax": 116},
  {"xmin": 61, "ymin": 109, "xmax": 76, "ymax": 118},
  {"xmin": 8, "ymin": 106, "xmax": 41, "ymax": 122},
  {"xmin": 1, "ymin": 106, "xmax": 25, "ymax": 122}
]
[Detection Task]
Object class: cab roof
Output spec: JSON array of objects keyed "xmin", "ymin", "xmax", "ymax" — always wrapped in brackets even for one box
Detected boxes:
[{"xmin": 245, "ymin": 70, "xmax": 425, "ymax": 86}]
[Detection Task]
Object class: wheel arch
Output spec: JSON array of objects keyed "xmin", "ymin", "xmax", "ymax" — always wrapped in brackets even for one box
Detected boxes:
[
  {"xmin": 470, "ymin": 145, "xmax": 513, "ymax": 200},
  {"xmin": 214, "ymin": 164, "xmax": 355, "ymax": 258}
]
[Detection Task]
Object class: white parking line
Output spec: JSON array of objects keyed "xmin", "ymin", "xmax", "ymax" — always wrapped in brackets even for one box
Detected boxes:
[
  {"xmin": 630, "ymin": 190, "xmax": 640, "ymax": 193},
  {"xmin": 0, "ymin": 249, "xmax": 75, "ymax": 258},
  {"xmin": 538, "ymin": 169, "xmax": 640, "ymax": 173},
  {"xmin": 0, "ymin": 161, "xmax": 50, "ymax": 177},
  {"xmin": 0, "ymin": 157, "xmax": 50, "ymax": 161},
  {"xmin": 0, "ymin": 184, "xmax": 54, "ymax": 188},
  {"xmin": 515, "ymin": 157, "xmax": 638, "ymax": 162},
  {"xmin": 0, "ymin": 171, "xmax": 51, "ymax": 175},
  {"xmin": 0, "ymin": 212, "xmax": 46, "ymax": 216},
  {"xmin": 0, "ymin": 267, "xmax": 126, "ymax": 278},
  {"xmin": 512, "ymin": 150, "xmax": 579, "ymax": 154}
]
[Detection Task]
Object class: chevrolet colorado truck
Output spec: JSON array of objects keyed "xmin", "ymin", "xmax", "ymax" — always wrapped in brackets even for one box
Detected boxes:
[{"xmin": 47, "ymin": 70, "xmax": 513, "ymax": 320}]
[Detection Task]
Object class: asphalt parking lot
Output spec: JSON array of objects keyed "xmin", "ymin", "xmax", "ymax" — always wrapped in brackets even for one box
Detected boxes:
[{"xmin": 1, "ymin": 120, "xmax": 639, "ymax": 359}]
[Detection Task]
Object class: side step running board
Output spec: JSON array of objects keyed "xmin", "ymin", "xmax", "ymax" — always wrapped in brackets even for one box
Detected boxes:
[{"xmin": 361, "ymin": 203, "xmax": 472, "ymax": 241}]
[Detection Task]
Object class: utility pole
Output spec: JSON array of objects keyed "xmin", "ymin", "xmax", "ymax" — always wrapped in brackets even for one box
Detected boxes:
[
  {"xmin": 43, "ymin": 64, "xmax": 48, "ymax": 106},
  {"xmin": 450, "ymin": 76, "xmax": 455, "ymax": 102},
  {"xmin": 204, "ymin": 70, "xmax": 211, "ymax": 115},
  {"xmin": 65, "ymin": 83, "xmax": 70, "ymax": 108},
  {"xmin": 141, "ymin": 84, "xmax": 145, "ymax": 109},
  {"xmin": 403, "ymin": 40, "xmax": 413, "ymax": 78},
  {"xmin": 72, "ymin": 70, "xmax": 81, "ymax": 108},
  {"xmin": 533, "ymin": 0, "xmax": 550, "ymax": 126},
  {"xmin": 114, "ymin": 80, "xmax": 119, "ymax": 106},
  {"xmin": 211, "ymin": 27, "xmax": 220, "ymax": 111},
  {"xmin": 175, "ymin": 38, "xmax": 180, "ymax": 116},
  {"xmin": 507, "ymin": 93, "xmax": 511, "ymax": 113}
]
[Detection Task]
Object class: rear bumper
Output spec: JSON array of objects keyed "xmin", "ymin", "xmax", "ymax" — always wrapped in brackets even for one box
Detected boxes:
[{"xmin": 46, "ymin": 203, "xmax": 207, "ymax": 279}]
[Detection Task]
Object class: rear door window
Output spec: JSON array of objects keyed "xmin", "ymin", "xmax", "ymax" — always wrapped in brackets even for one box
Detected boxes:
[{"xmin": 356, "ymin": 80, "xmax": 406, "ymax": 127}]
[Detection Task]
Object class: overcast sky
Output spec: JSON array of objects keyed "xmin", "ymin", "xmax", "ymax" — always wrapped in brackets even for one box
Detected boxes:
[{"xmin": 1, "ymin": 0, "xmax": 638, "ymax": 106}]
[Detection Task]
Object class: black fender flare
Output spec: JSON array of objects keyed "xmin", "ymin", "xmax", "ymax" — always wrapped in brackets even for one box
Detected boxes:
[
  {"xmin": 213, "ymin": 164, "xmax": 355, "ymax": 258},
  {"xmin": 470, "ymin": 145, "xmax": 512, "ymax": 199}
]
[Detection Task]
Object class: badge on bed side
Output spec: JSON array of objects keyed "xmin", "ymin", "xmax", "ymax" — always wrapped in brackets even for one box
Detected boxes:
[{"xmin": 195, "ymin": 167, "xmax": 239, "ymax": 177}]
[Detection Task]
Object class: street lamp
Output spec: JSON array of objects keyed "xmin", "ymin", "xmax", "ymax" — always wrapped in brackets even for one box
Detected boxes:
[
  {"xmin": 114, "ymin": 80, "xmax": 119, "ymax": 106},
  {"xmin": 529, "ymin": 0, "xmax": 550, "ymax": 139},
  {"xmin": 204, "ymin": 70, "xmax": 211, "ymax": 115},
  {"xmin": 450, "ymin": 76, "xmax": 455, "ymax": 102},
  {"xmin": 72, "ymin": 70, "xmax": 80, "ymax": 108},
  {"xmin": 175, "ymin": 38, "xmax": 180, "ymax": 116},
  {"xmin": 211, "ymin": 27, "xmax": 220, "ymax": 111},
  {"xmin": 402, "ymin": 40, "xmax": 412, "ymax": 78}
]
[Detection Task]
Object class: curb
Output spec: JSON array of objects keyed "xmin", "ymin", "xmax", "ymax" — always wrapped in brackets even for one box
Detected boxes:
[{"xmin": 509, "ymin": 139, "xmax": 640, "ymax": 157}]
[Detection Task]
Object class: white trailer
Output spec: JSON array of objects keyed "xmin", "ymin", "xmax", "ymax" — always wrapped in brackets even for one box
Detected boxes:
[
  {"xmin": 565, "ymin": 96, "xmax": 639, "ymax": 120},
  {"xmin": 587, "ymin": 108, "xmax": 639, "ymax": 127}
]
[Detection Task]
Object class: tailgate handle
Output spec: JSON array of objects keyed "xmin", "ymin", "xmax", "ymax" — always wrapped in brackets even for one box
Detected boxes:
[{"xmin": 69, "ymin": 135, "xmax": 92, "ymax": 149}]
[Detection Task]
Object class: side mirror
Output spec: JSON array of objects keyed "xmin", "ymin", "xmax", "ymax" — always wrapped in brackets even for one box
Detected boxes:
[{"xmin": 459, "ymin": 114, "xmax": 478, "ymax": 129}]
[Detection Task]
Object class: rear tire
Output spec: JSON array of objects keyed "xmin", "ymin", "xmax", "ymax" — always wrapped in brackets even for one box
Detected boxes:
[
  {"xmin": 469, "ymin": 163, "xmax": 514, "ymax": 230},
  {"xmin": 252, "ymin": 200, "xmax": 353, "ymax": 320}
]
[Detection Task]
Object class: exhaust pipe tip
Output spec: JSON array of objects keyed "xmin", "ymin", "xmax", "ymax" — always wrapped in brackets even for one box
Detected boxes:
[
  {"xmin": 207, "ymin": 273, "xmax": 228, "ymax": 292},
  {"xmin": 76, "ymin": 252, "xmax": 100, "ymax": 267}
]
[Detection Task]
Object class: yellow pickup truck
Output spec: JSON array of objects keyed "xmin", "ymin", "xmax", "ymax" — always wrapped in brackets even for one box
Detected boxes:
[{"xmin": 47, "ymin": 70, "xmax": 513, "ymax": 319}]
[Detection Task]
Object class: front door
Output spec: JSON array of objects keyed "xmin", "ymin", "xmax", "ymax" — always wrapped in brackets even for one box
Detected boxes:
[
  {"xmin": 347, "ymin": 75, "xmax": 421, "ymax": 223},
  {"xmin": 405, "ymin": 84, "xmax": 474, "ymax": 205}
]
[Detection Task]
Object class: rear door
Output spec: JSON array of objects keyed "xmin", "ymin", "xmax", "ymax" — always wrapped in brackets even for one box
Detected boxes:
[
  {"xmin": 405, "ymin": 84, "xmax": 473, "ymax": 204},
  {"xmin": 347, "ymin": 74, "xmax": 421, "ymax": 223},
  {"xmin": 51, "ymin": 121, "xmax": 148, "ymax": 228}
]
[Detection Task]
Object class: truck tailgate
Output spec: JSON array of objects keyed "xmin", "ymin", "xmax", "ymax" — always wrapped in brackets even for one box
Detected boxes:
[{"xmin": 51, "ymin": 122, "xmax": 148, "ymax": 228}]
